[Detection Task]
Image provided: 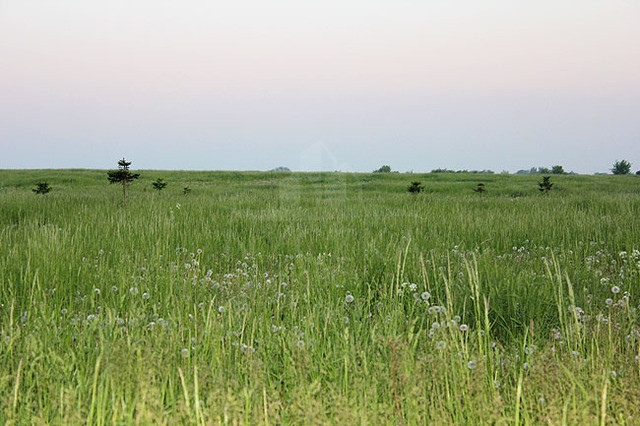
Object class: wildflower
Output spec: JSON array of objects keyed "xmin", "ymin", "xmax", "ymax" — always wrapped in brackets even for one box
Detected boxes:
[
  {"xmin": 61, "ymin": 308, "xmax": 68, "ymax": 315},
  {"xmin": 467, "ymin": 360, "xmax": 477, "ymax": 370},
  {"xmin": 459, "ymin": 324, "xmax": 469, "ymax": 332},
  {"xmin": 181, "ymin": 349, "xmax": 189, "ymax": 358},
  {"xmin": 87, "ymin": 314, "xmax": 96, "ymax": 321},
  {"xmin": 611, "ymin": 286, "xmax": 621, "ymax": 294},
  {"xmin": 296, "ymin": 340, "xmax": 305, "ymax": 348},
  {"xmin": 142, "ymin": 292, "xmax": 150, "ymax": 300},
  {"xmin": 196, "ymin": 248, "xmax": 203, "ymax": 254},
  {"xmin": 421, "ymin": 291, "xmax": 431, "ymax": 301},
  {"xmin": 198, "ymin": 302, "xmax": 204, "ymax": 309},
  {"xmin": 218, "ymin": 306, "xmax": 225, "ymax": 314},
  {"xmin": 111, "ymin": 286, "xmax": 118, "ymax": 292},
  {"xmin": 345, "ymin": 294, "xmax": 355, "ymax": 303},
  {"xmin": 606, "ymin": 298, "xmax": 614, "ymax": 306},
  {"xmin": 436, "ymin": 341, "xmax": 446, "ymax": 350},
  {"xmin": 129, "ymin": 287, "xmax": 138, "ymax": 295},
  {"xmin": 94, "ymin": 288, "xmax": 101, "ymax": 295},
  {"xmin": 409, "ymin": 283, "xmax": 417, "ymax": 291}
]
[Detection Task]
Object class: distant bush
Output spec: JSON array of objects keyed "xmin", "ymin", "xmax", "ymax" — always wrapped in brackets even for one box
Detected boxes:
[
  {"xmin": 551, "ymin": 165, "xmax": 565, "ymax": 174},
  {"xmin": 612, "ymin": 160, "xmax": 631, "ymax": 175},
  {"xmin": 32, "ymin": 182, "xmax": 51, "ymax": 194},
  {"xmin": 538, "ymin": 176, "xmax": 553, "ymax": 194},
  {"xmin": 407, "ymin": 181, "xmax": 424, "ymax": 194},
  {"xmin": 373, "ymin": 165, "xmax": 392, "ymax": 173},
  {"xmin": 473, "ymin": 183, "xmax": 485, "ymax": 193},
  {"xmin": 152, "ymin": 178, "xmax": 167, "ymax": 191},
  {"xmin": 270, "ymin": 167, "xmax": 291, "ymax": 172}
]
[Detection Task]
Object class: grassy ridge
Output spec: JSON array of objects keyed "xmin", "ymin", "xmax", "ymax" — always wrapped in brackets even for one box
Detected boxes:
[{"xmin": 1, "ymin": 170, "xmax": 639, "ymax": 423}]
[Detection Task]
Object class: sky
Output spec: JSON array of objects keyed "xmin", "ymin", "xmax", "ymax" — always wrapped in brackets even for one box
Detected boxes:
[{"xmin": 1, "ymin": 0, "xmax": 639, "ymax": 173}]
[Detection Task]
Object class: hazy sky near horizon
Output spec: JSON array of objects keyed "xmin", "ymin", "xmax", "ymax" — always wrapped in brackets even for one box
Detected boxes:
[{"xmin": 1, "ymin": 1, "xmax": 639, "ymax": 173}]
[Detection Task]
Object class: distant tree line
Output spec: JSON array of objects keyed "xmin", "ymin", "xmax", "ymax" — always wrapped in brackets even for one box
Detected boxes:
[
  {"xmin": 431, "ymin": 168, "xmax": 495, "ymax": 174},
  {"xmin": 515, "ymin": 165, "xmax": 572, "ymax": 175}
]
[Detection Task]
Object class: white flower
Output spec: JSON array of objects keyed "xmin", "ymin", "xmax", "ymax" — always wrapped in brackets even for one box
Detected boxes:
[
  {"xmin": 459, "ymin": 324, "xmax": 469, "ymax": 332},
  {"xmin": 181, "ymin": 349, "xmax": 189, "ymax": 358},
  {"xmin": 218, "ymin": 306, "xmax": 225, "ymax": 313},
  {"xmin": 467, "ymin": 360, "xmax": 477, "ymax": 370},
  {"xmin": 142, "ymin": 292, "xmax": 150, "ymax": 300},
  {"xmin": 612, "ymin": 286, "xmax": 621, "ymax": 294},
  {"xmin": 409, "ymin": 283, "xmax": 417, "ymax": 291},
  {"xmin": 94, "ymin": 288, "xmax": 101, "ymax": 295},
  {"xmin": 421, "ymin": 292, "xmax": 431, "ymax": 301},
  {"xmin": 345, "ymin": 294, "xmax": 355, "ymax": 303}
]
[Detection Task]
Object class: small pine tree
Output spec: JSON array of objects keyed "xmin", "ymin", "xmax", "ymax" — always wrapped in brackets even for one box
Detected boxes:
[
  {"xmin": 107, "ymin": 158, "xmax": 140, "ymax": 206},
  {"xmin": 538, "ymin": 176, "xmax": 553, "ymax": 194},
  {"xmin": 32, "ymin": 182, "xmax": 51, "ymax": 194},
  {"xmin": 473, "ymin": 183, "xmax": 485, "ymax": 193},
  {"xmin": 611, "ymin": 160, "xmax": 631, "ymax": 175},
  {"xmin": 408, "ymin": 181, "xmax": 424, "ymax": 194},
  {"xmin": 152, "ymin": 178, "xmax": 167, "ymax": 191}
]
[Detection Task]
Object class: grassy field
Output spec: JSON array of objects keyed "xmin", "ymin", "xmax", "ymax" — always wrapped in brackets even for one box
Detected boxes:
[{"xmin": 1, "ymin": 169, "xmax": 639, "ymax": 424}]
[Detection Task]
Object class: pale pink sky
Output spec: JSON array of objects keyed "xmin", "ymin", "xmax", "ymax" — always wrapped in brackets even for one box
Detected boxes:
[{"xmin": 1, "ymin": 1, "xmax": 639, "ymax": 172}]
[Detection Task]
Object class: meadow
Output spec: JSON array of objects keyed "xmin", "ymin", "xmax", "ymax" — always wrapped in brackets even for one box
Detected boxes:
[{"xmin": 1, "ymin": 169, "xmax": 639, "ymax": 424}]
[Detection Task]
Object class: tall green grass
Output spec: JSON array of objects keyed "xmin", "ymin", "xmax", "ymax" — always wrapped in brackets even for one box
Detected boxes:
[{"xmin": 0, "ymin": 170, "xmax": 639, "ymax": 423}]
